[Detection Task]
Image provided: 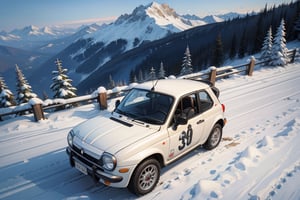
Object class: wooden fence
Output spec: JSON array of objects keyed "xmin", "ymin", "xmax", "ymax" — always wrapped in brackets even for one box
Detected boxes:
[{"xmin": 0, "ymin": 48, "xmax": 298, "ymax": 122}]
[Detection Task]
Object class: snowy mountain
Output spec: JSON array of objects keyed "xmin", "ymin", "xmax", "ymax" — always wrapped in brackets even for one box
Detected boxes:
[
  {"xmin": 0, "ymin": 24, "xmax": 103, "ymax": 99},
  {"xmin": 201, "ymin": 15, "xmax": 224, "ymax": 24},
  {"xmin": 85, "ymin": 2, "xmax": 205, "ymax": 50},
  {"xmin": 37, "ymin": 23, "xmax": 103, "ymax": 54},
  {"xmin": 217, "ymin": 12, "xmax": 247, "ymax": 20},
  {"xmin": 182, "ymin": 12, "xmax": 245, "ymax": 24},
  {"xmin": 0, "ymin": 25, "xmax": 77, "ymax": 51},
  {"xmin": 28, "ymin": 2, "xmax": 215, "ymax": 95},
  {"xmin": 0, "ymin": 44, "xmax": 50, "ymax": 93},
  {"xmin": 64, "ymin": 2, "xmax": 244, "ymax": 72},
  {"xmin": 5, "ymin": 25, "xmax": 74, "ymax": 41}
]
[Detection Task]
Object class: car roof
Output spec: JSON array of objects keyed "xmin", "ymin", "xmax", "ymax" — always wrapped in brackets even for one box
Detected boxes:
[{"xmin": 134, "ymin": 79, "xmax": 210, "ymax": 98}]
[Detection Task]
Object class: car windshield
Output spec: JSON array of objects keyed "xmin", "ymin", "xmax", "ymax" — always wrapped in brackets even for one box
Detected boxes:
[{"xmin": 115, "ymin": 89, "xmax": 174, "ymax": 125}]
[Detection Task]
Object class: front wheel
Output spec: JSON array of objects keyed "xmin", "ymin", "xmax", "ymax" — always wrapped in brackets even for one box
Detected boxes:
[
  {"xmin": 203, "ymin": 123, "xmax": 222, "ymax": 150},
  {"xmin": 128, "ymin": 158, "xmax": 160, "ymax": 196}
]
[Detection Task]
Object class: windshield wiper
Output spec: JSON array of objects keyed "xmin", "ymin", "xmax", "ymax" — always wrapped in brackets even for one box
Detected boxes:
[
  {"xmin": 115, "ymin": 108, "xmax": 127, "ymax": 116},
  {"xmin": 132, "ymin": 115, "xmax": 163, "ymax": 125}
]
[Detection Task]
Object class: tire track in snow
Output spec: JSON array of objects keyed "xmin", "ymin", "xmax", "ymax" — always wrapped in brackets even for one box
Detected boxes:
[
  {"xmin": 219, "ymin": 65, "xmax": 300, "ymax": 99},
  {"xmin": 0, "ymin": 166, "xmax": 69, "ymax": 199},
  {"xmin": 229, "ymin": 91, "xmax": 300, "ymax": 121},
  {"xmin": 0, "ymin": 126, "xmax": 72, "ymax": 143},
  {"xmin": 222, "ymin": 75, "xmax": 300, "ymax": 105}
]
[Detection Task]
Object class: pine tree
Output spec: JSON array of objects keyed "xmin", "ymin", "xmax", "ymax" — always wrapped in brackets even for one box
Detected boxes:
[
  {"xmin": 270, "ymin": 19, "xmax": 288, "ymax": 66},
  {"xmin": 149, "ymin": 67, "xmax": 156, "ymax": 80},
  {"xmin": 0, "ymin": 76, "xmax": 15, "ymax": 108},
  {"xmin": 180, "ymin": 45, "xmax": 193, "ymax": 75},
  {"xmin": 129, "ymin": 70, "xmax": 136, "ymax": 83},
  {"xmin": 229, "ymin": 34, "xmax": 237, "ymax": 60},
  {"xmin": 158, "ymin": 61, "xmax": 166, "ymax": 79},
  {"xmin": 50, "ymin": 59, "xmax": 77, "ymax": 99},
  {"xmin": 108, "ymin": 74, "xmax": 115, "ymax": 89},
  {"xmin": 143, "ymin": 69, "xmax": 150, "ymax": 82},
  {"xmin": 238, "ymin": 30, "xmax": 247, "ymax": 58},
  {"xmin": 295, "ymin": 14, "xmax": 300, "ymax": 40},
  {"xmin": 211, "ymin": 34, "xmax": 224, "ymax": 67},
  {"xmin": 260, "ymin": 27, "xmax": 273, "ymax": 65},
  {"xmin": 138, "ymin": 69, "xmax": 144, "ymax": 83},
  {"xmin": 15, "ymin": 64, "xmax": 37, "ymax": 104},
  {"xmin": 253, "ymin": 13, "xmax": 266, "ymax": 54}
]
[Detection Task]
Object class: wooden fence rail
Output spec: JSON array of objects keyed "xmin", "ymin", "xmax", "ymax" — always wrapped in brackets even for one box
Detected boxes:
[{"xmin": 0, "ymin": 48, "xmax": 298, "ymax": 122}]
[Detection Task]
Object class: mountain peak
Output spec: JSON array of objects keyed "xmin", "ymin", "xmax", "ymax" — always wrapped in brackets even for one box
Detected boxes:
[
  {"xmin": 201, "ymin": 15, "xmax": 223, "ymax": 23},
  {"xmin": 114, "ymin": 2, "xmax": 179, "ymax": 26},
  {"xmin": 87, "ymin": 2, "xmax": 206, "ymax": 48},
  {"xmin": 146, "ymin": 2, "xmax": 177, "ymax": 19}
]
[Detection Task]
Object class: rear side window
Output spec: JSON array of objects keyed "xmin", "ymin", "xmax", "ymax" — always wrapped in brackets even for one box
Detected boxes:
[{"xmin": 198, "ymin": 91, "xmax": 213, "ymax": 113}]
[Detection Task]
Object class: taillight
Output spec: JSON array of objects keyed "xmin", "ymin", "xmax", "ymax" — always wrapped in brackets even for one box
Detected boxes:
[{"xmin": 221, "ymin": 104, "xmax": 225, "ymax": 112}]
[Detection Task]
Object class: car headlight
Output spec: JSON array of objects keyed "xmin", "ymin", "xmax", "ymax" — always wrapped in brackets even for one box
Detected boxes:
[
  {"xmin": 102, "ymin": 152, "xmax": 117, "ymax": 171},
  {"xmin": 67, "ymin": 130, "xmax": 74, "ymax": 147}
]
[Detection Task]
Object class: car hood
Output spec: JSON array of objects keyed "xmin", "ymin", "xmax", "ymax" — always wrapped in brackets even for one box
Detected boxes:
[{"xmin": 72, "ymin": 113, "xmax": 160, "ymax": 154}]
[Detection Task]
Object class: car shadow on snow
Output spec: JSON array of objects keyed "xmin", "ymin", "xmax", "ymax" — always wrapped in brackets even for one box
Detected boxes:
[
  {"xmin": 0, "ymin": 148, "xmax": 135, "ymax": 199},
  {"xmin": 0, "ymin": 145, "xmax": 213, "ymax": 200}
]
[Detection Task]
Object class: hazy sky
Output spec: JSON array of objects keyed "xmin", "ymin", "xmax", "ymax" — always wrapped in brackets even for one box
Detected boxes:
[{"xmin": 0, "ymin": 0, "xmax": 291, "ymax": 31}]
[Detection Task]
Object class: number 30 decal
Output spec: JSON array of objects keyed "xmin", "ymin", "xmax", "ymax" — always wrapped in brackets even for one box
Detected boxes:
[{"xmin": 178, "ymin": 125, "xmax": 193, "ymax": 151}]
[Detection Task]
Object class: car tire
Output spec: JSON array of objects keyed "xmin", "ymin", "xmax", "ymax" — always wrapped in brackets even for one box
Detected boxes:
[
  {"xmin": 203, "ymin": 123, "xmax": 222, "ymax": 150},
  {"xmin": 128, "ymin": 158, "xmax": 160, "ymax": 196}
]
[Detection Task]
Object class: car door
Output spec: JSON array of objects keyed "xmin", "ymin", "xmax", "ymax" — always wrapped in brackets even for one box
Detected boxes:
[
  {"xmin": 167, "ymin": 93, "xmax": 205, "ymax": 160},
  {"xmin": 197, "ymin": 90, "xmax": 216, "ymax": 144}
]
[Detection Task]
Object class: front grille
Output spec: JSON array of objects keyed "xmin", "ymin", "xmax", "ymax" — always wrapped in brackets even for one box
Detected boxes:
[{"xmin": 72, "ymin": 145, "xmax": 103, "ymax": 170}]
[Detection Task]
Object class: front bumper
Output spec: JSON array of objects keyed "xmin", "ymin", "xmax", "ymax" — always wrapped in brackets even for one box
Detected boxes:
[{"xmin": 66, "ymin": 147, "xmax": 123, "ymax": 184}]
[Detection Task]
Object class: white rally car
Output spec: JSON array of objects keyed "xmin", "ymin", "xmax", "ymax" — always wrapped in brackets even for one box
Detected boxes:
[{"xmin": 66, "ymin": 79, "xmax": 226, "ymax": 196}]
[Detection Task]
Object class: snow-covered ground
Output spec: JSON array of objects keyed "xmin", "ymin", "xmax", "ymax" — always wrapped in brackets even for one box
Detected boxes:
[{"xmin": 0, "ymin": 60, "xmax": 300, "ymax": 199}]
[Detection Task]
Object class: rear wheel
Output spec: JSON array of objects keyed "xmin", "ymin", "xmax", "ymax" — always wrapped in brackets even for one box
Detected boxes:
[
  {"xmin": 204, "ymin": 123, "xmax": 222, "ymax": 150},
  {"xmin": 128, "ymin": 158, "xmax": 160, "ymax": 196}
]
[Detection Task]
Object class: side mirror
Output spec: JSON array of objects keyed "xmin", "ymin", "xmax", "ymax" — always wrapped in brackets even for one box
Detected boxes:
[
  {"xmin": 177, "ymin": 114, "xmax": 188, "ymax": 125},
  {"xmin": 115, "ymin": 100, "xmax": 120, "ymax": 109},
  {"xmin": 173, "ymin": 114, "xmax": 188, "ymax": 130}
]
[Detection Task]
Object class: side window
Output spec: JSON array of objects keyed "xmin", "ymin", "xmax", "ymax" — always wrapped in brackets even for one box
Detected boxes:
[
  {"xmin": 198, "ymin": 91, "xmax": 213, "ymax": 113},
  {"xmin": 175, "ymin": 94, "xmax": 199, "ymax": 119}
]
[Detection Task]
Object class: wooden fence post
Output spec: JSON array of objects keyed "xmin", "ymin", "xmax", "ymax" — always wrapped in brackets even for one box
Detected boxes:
[
  {"xmin": 247, "ymin": 57, "xmax": 255, "ymax": 76},
  {"xmin": 290, "ymin": 49, "xmax": 297, "ymax": 63},
  {"xmin": 98, "ymin": 92, "xmax": 107, "ymax": 110},
  {"xmin": 96, "ymin": 86, "xmax": 108, "ymax": 110},
  {"xmin": 209, "ymin": 66, "xmax": 217, "ymax": 86},
  {"xmin": 32, "ymin": 104, "xmax": 45, "ymax": 122}
]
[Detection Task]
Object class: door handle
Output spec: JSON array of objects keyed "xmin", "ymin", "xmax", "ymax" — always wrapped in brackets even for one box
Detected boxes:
[{"xmin": 197, "ymin": 119, "xmax": 205, "ymax": 124}]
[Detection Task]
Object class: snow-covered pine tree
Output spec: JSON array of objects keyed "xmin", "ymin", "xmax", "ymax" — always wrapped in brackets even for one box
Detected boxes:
[
  {"xmin": 180, "ymin": 45, "xmax": 193, "ymax": 75},
  {"xmin": 270, "ymin": 19, "xmax": 289, "ymax": 66},
  {"xmin": 50, "ymin": 59, "xmax": 77, "ymax": 99},
  {"xmin": 158, "ymin": 61, "xmax": 166, "ymax": 79},
  {"xmin": 260, "ymin": 27, "xmax": 273, "ymax": 65},
  {"xmin": 0, "ymin": 76, "xmax": 15, "ymax": 108},
  {"xmin": 149, "ymin": 67, "xmax": 156, "ymax": 80},
  {"xmin": 15, "ymin": 64, "xmax": 37, "ymax": 104}
]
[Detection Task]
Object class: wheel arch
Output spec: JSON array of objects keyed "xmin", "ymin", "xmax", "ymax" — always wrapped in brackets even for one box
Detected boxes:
[
  {"xmin": 137, "ymin": 153, "xmax": 165, "ymax": 169},
  {"xmin": 216, "ymin": 118, "xmax": 225, "ymax": 128}
]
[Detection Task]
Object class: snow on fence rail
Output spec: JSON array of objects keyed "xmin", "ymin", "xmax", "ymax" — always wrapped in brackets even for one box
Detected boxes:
[{"xmin": 0, "ymin": 48, "xmax": 298, "ymax": 122}]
